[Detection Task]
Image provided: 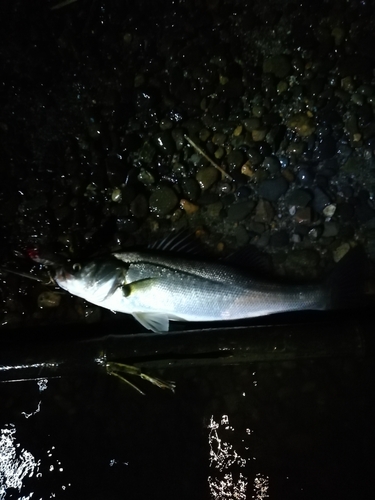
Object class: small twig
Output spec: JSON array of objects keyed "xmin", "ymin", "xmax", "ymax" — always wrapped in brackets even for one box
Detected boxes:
[
  {"xmin": 185, "ymin": 135, "xmax": 233, "ymax": 181},
  {"xmin": 50, "ymin": 0, "xmax": 78, "ymax": 10}
]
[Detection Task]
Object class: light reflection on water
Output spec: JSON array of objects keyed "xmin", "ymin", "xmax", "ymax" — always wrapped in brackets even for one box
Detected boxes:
[
  {"xmin": 208, "ymin": 414, "xmax": 269, "ymax": 500},
  {"xmin": 0, "ymin": 424, "xmax": 40, "ymax": 500},
  {"xmin": 0, "ymin": 381, "xmax": 71, "ymax": 499}
]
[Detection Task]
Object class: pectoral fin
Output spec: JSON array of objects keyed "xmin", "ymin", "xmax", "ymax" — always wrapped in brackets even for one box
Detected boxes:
[
  {"xmin": 132, "ymin": 312, "xmax": 169, "ymax": 333},
  {"xmin": 122, "ymin": 278, "xmax": 157, "ymax": 297}
]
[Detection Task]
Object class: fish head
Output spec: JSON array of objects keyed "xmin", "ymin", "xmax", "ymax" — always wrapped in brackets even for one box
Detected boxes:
[{"xmin": 55, "ymin": 259, "xmax": 127, "ymax": 304}]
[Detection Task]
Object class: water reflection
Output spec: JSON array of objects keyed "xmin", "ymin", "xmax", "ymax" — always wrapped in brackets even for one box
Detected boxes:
[
  {"xmin": 0, "ymin": 380, "xmax": 71, "ymax": 499},
  {"xmin": 208, "ymin": 415, "xmax": 270, "ymax": 499},
  {"xmin": 0, "ymin": 424, "xmax": 40, "ymax": 499}
]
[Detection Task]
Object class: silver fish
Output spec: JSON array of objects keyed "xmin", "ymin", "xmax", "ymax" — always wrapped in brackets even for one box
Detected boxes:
[{"xmin": 54, "ymin": 249, "xmax": 332, "ymax": 333}]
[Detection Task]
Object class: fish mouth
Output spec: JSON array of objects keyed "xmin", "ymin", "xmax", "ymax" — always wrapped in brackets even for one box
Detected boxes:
[{"xmin": 54, "ymin": 268, "xmax": 73, "ymax": 287}]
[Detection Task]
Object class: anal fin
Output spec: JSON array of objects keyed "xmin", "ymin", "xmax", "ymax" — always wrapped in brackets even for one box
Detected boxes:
[{"xmin": 133, "ymin": 312, "xmax": 170, "ymax": 332}]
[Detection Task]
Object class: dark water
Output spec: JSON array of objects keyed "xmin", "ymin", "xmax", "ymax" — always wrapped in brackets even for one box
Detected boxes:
[{"xmin": 0, "ymin": 321, "xmax": 373, "ymax": 499}]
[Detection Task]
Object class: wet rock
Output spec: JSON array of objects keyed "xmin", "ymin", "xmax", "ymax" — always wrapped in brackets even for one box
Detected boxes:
[
  {"xmin": 137, "ymin": 168, "xmax": 155, "ymax": 185},
  {"xmin": 199, "ymin": 128, "xmax": 210, "ymax": 142},
  {"xmin": 342, "ymin": 157, "xmax": 362, "ymax": 174},
  {"xmin": 244, "ymin": 118, "xmax": 261, "ymax": 131},
  {"xmin": 180, "ymin": 199, "xmax": 199, "ymax": 215},
  {"xmin": 333, "ymin": 243, "xmax": 351, "ymax": 263},
  {"xmin": 52, "ymin": 202, "xmax": 71, "ymax": 221},
  {"xmin": 130, "ymin": 194, "xmax": 148, "ymax": 218},
  {"xmin": 246, "ymin": 221, "xmax": 265, "ymax": 234},
  {"xmin": 252, "ymin": 128, "xmax": 268, "ymax": 142},
  {"xmin": 322, "ymin": 204, "xmax": 336, "ymax": 217},
  {"xmin": 212, "ymin": 133, "xmax": 226, "ymax": 146},
  {"xmin": 227, "ymin": 151, "xmax": 245, "ymax": 170},
  {"xmin": 323, "ymin": 221, "xmax": 339, "ymax": 237},
  {"xmin": 308, "ymin": 227, "xmax": 323, "ymax": 240},
  {"xmin": 227, "ymin": 200, "xmax": 255, "ymax": 222},
  {"xmin": 236, "ymin": 186, "xmax": 252, "ymax": 199},
  {"xmin": 314, "ymin": 136, "xmax": 337, "ymax": 161},
  {"xmin": 241, "ymin": 161, "xmax": 255, "ymax": 177},
  {"xmin": 263, "ymin": 156, "xmax": 280, "ymax": 175},
  {"xmin": 270, "ymin": 230, "xmax": 289, "ymax": 247},
  {"xmin": 38, "ymin": 291, "xmax": 61, "ymax": 309},
  {"xmin": 247, "ymin": 149, "xmax": 263, "ymax": 165},
  {"xmin": 254, "ymin": 199, "xmax": 274, "ymax": 223},
  {"xmin": 180, "ymin": 178, "xmax": 200, "ymax": 202},
  {"xmin": 111, "ymin": 188, "xmax": 122, "ymax": 202},
  {"xmin": 149, "ymin": 185, "xmax": 178, "ymax": 216},
  {"xmin": 258, "ymin": 177, "xmax": 289, "ymax": 202},
  {"xmin": 312, "ymin": 187, "xmax": 331, "ymax": 213},
  {"xmin": 196, "ymin": 166, "xmax": 219, "ymax": 191},
  {"xmin": 171, "ymin": 128, "xmax": 185, "ymax": 151},
  {"xmin": 297, "ymin": 167, "xmax": 315, "ymax": 187},
  {"xmin": 234, "ymin": 226, "xmax": 249, "ymax": 246},
  {"xmin": 205, "ymin": 201, "xmax": 223, "ymax": 219},
  {"xmin": 294, "ymin": 207, "xmax": 311, "ymax": 224},
  {"xmin": 153, "ymin": 131, "xmax": 175, "ymax": 155},
  {"xmin": 263, "ymin": 55, "xmax": 291, "ymax": 79},
  {"xmin": 336, "ymin": 202, "xmax": 354, "ymax": 221},
  {"xmin": 286, "ymin": 189, "xmax": 312, "ymax": 208},
  {"xmin": 116, "ymin": 216, "xmax": 139, "ymax": 233},
  {"xmin": 284, "ymin": 250, "xmax": 320, "ymax": 279},
  {"xmin": 138, "ymin": 140, "xmax": 156, "ymax": 164},
  {"xmin": 287, "ymin": 113, "xmax": 315, "ymax": 137}
]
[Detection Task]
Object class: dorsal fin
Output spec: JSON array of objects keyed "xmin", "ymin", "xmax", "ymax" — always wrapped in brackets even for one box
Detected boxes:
[
  {"xmin": 148, "ymin": 229, "xmax": 204, "ymax": 257},
  {"xmin": 222, "ymin": 245, "xmax": 272, "ymax": 278}
]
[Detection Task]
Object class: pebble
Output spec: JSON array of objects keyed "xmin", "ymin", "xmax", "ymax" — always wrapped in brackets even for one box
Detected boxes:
[
  {"xmin": 180, "ymin": 178, "xmax": 200, "ymax": 201},
  {"xmin": 254, "ymin": 199, "xmax": 274, "ymax": 223},
  {"xmin": 322, "ymin": 204, "xmax": 336, "ymax": 217},
  {"xmin": 227, "ymin": 150, "xmax": 245, "ymax": 170},
  {"xmin": 252, "ymin": 128, "xmax": 267, "ymax": 142},
  {"xmin": 37, "ymin": 291, "xmax": 61, "ymax": 309},
  {"xmin": 227, "ymin": 200, "xmax": 255, "ymax": 222},
  {"xmin": 244, "ymin": 118, "xmax": 261, "ymax": 131},
  {"xmin": 336, "ymin": 202, "xmax": 354, "ymax": 221},
  {"xmin": 333, "ymin": 243, "xmax": 351, "ymax": 263},
  {"xmin": 263, "ymin": 55, "xmax": 291, "ymax": 79},
  {"xmin": 154, "ymin": 131, "xmax": 175, "ymax": 155},
  {"xmin": 258, "ymin": 177, "xmax": 289, "ymax": 202},
  {"xmin": 233, "ymin": 125, "xmax": 243, "ymax": 136},
  {"xmin": 270, "ymin": 230, "xmax": 289, "ymax": 247},
  {"xmin": 199, "ymin": 128, "xmax": 210, "ymax": 142},
  {"xmin": 234, "ymin": 226, "xmax": 249, "ymax": 246},
  {"xmin": 263, "ymin": 156, "xmax": 280, "ymax": 175},
  {"xmin": 180, "ymin": 199, "xmax": 199, "ymax": 215},
  {"xmin": 196, "ymin": 166, "xmax": 219, "ymax": 190},
  {"xmin": 138, "ymin": 168, "xmax": 155, "ymax": 185},
  {"xmin": 287, "ymin": 113, "xmax": 316, "ymax": 137},
  {"xmin": 205, "ymin": 201, "xmax": 223, "ymax": 219},
  {"xmin": 111, "ymin": 188, "xmax": 122, "ymax": 203},
  {"xmin": 323, "ymin": 221, "xmax": 339, "ymax": 237},
  {"xmin": 247, "ymin": 149, "xmax": 263, "ymax": 165},
  {"xmin": 149, "ymin": 185, "xmax": 178, "ymax": 216},
  {"xmin": 283, "ymin": 250, "xmax": 320, "ymax": 279},
  {"xmin": 286, "ymin": 189, "xmax": 312, "ymax": 208},
  {"xmin": 294, "ymin": 207, "xmax": 311, "ymax": 224},
  {"xmin": 130, "ymin": 194, "xmax": 148, "ymax": 218},
  {"xmin": 247, "ymin": 221, "xmax": 265, "ymax": 234},
  {"xmin": 312, "ymin": 187, "xmax": 331, "ymax": 213},
  {"xmin": 241, "ymin": 161, "xmax": 254, "ymax": 177},
  {"xmin": 212, "ymin": 133, "xmax": 226, "ymax": 146}
]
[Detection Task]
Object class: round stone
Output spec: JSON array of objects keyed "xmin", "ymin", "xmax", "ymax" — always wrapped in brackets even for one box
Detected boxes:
[{"xmin": 149, "ymin": 185, "xmax": 178, "ymax": 216}]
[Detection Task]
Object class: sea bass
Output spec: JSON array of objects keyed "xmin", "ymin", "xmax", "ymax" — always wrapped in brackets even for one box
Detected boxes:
[{"xmin": 53, "ymin": 242, "xmax": 348, "ymax": 332}]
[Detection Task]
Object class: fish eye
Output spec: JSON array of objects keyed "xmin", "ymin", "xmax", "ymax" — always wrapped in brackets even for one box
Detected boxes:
[{"xmin": 72, "ymin": 263, "xmax": 82, "ymax": 272}]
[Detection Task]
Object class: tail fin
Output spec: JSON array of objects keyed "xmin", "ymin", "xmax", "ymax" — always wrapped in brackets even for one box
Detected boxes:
[{"xmin": 328, "ymin": 246, "xmax": 373, "ymax": 309}]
